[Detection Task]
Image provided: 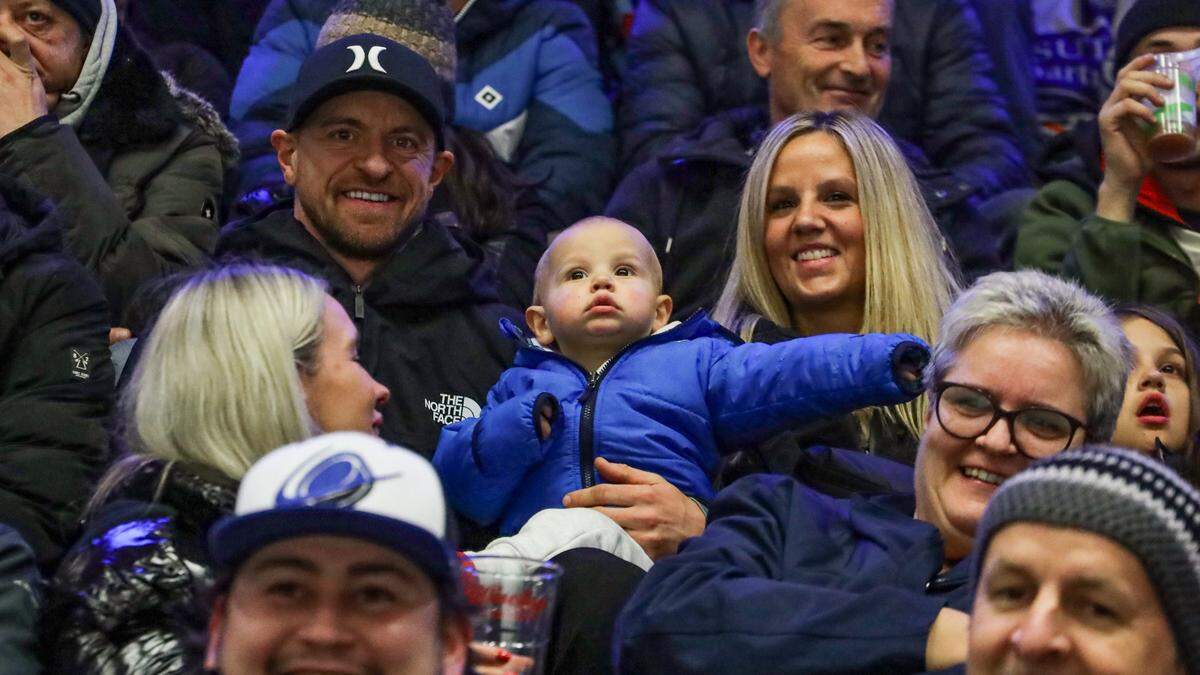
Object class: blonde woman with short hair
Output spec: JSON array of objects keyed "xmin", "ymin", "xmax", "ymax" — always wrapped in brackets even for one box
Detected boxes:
[
  {"xmin": 44, "ymin": 263, "xmax": 391, "ymax": 673},
  {"xmin": 714, "ymin": 110, "xmax": 960, "ymax": 466}
]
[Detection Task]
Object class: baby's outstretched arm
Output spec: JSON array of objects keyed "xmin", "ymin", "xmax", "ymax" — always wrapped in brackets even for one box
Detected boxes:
[{"xmin": 706, "ymin": 333, "xmax": 930, "ymax": 448}]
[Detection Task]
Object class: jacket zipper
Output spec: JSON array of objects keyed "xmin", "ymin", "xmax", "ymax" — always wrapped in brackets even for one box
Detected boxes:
[
  {"xmin": 576, "ymin": 343, "xmax": 634, "ymax": 488},
  {"xmin": 353, "ymin": 284, "xmax": 365, "ymax": 319}
]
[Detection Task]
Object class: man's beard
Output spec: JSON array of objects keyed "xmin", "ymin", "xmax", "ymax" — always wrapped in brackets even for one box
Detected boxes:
[{"xmin": 299, "ymin": 191, "xmax": 413, "ymax": 262}]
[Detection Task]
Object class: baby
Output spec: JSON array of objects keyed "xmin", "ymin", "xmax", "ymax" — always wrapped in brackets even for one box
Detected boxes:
[{"xmin": 434, "ymin": 217, "xmax": 928, "ymax": 539}]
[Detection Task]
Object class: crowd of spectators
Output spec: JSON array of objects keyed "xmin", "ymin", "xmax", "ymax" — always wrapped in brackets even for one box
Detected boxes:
[{"xmin": 2, "ymin": 0, "xmax": 1200, "ymax": 673}]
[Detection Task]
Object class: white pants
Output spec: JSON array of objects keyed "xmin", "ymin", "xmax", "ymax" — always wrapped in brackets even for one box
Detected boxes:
[{"xmin": 470, "ymin": 508, "xmax": 654, "ymax": 571}]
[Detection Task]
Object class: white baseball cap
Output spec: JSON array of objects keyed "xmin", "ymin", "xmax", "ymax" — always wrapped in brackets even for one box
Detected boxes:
[{"xmin": 209, "ymin": 432, "xmax": 455, "ymax": 590}]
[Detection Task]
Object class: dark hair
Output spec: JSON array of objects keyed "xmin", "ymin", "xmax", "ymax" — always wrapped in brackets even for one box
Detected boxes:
[
  {"xmin": 1115, "ymin": 304, "xmax": 1200, "ymax": 484},
  {"xmin": 441, "ymin": 124, "xmax": 527, "ymax": 241}
]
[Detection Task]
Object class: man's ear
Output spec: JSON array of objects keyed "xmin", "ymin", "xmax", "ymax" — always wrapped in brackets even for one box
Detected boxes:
[
  {"xmin": 204, "ymin": 594, "xmax": 227, "ymax": 669},
  {"xmin": 652, "ymin": 294, "xmax": 673, "ymax": 332},
  {"xmin": 428, "ymin": 150, "xmax": 455, "ymax": 188},
  {"xmin": 747, "ymin": 28, "xmax": 773, "ymax": 79},
  {"xmin": 271, "ymin": 130, "xmax": 299, "ymax": 186},
  {"xmin": 441, "ymin": 612, "xmax": 470, "ymax": 675},
  {"xmin": 525, "ymin": 305, "xmax": 556, "ymax": 347}
]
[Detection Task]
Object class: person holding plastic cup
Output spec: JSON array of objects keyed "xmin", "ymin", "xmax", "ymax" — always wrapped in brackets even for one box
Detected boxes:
[{"xmin": 1015, "ymin": 0, "xmax": 1200, "ymax": 336}]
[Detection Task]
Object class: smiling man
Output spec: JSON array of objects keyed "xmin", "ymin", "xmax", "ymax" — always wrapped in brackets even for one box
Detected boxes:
[
  {"xmin": 204, "ymin": 432, "xmax": 470, "ymax": 675},
  {"xmin": 218, "ymin": 34, "xmax": 517, "ymax": 471}
]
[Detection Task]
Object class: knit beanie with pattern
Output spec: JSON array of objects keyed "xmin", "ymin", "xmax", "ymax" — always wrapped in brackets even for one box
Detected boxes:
[
  {"xmin": 974, "ymin": 446, "xmax": 1200, "ymax": 672},
  {"xmin": 1114, "ymin": 0, "xmax": 1200, "ymax": 67},
  {"xmin": 317, "ymin": 0, "xmax": 457, "ymax": 86}
]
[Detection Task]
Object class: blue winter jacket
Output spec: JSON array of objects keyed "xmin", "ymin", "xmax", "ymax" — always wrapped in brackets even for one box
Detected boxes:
[
  {"xmin": 230, "ymin": 0, "xmax": 614, "ymax": 231},
  {"xmin": 614, "ymin": 467, "xmax": 973, "ymax": 673},
  {"xmin": 434, "ymin": 313, "xmax": 927, "ymax": 535}
]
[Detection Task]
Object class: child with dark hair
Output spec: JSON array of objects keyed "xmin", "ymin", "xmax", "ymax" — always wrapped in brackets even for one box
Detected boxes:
[{"xmin": 1111, "ymin": 304, "xmax": 1200, "ymax": 485}]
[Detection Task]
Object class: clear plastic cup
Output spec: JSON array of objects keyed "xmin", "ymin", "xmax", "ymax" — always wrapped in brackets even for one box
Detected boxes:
[
  {"xmin": 1148, "ymin": 48, "xmax": 1200, "ymax": 163},
  {"xmin": 460, "ymin": 555, "xmax": 562, "ymax": 675}
]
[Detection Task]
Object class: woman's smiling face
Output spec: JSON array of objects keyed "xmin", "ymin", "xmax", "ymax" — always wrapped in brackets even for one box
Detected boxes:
[
  {"xmin": 762, "ymin": 131, "xmax": 867, "ymax": 333},
  {"xmin": 914, "ymin": 327, "xmax": 1088, "ymax": 561}
]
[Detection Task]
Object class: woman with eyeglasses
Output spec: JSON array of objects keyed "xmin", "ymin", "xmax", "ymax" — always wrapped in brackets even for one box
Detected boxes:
[{"xmin": 614, "ymin": 270, "xmax": 1134, "ymax": 674}]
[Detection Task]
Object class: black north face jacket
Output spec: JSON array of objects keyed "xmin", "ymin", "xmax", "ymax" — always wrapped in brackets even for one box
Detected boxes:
[
  {"xmin": 217, "ymin": 204, "xmax": 519, "ymax": 459},
  {"xmin": 0, "ymin": 176, "xmax": 113, "ymax": 571}
]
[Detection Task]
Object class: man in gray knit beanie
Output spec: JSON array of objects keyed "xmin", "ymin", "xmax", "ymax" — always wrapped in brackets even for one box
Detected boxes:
[
  {"xmin": 317, "ymin": 0, "xmax": 457, "ymax": 88},
  {"xmin": 968, "ymin": 446, "xmax": 1200, "ymax": 674}
]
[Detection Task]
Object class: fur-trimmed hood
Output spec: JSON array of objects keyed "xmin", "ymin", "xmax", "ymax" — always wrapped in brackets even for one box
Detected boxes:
[{"xmin": 76, "ymin": 27, "xmax": 238, "ymax": 171}]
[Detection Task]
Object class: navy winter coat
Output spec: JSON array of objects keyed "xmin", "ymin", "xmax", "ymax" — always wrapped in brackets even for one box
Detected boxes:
[
  {"xmin": 434, "ymin": 313, "xmax": 927, "ymax": 535},
  {"xmin": 614, "ymin": 467, "xmax": 973, "ymax": 673}
]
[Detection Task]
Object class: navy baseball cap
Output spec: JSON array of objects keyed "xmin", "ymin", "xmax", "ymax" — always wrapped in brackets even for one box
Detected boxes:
[
  {"xmin": 209, "ymin": 432, "xmax": 457, "ymax": 595},
  {"xmin": 286, "ymin": 33, "xmax": 447, "ymax": 149}
]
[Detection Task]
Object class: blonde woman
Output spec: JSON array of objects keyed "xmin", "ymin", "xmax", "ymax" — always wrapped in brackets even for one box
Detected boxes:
[
  {"xmin": 43, "ymin": 263, "xmax": 390, "ymax": 674},
  {"xmin": 714, "ymin": 111, "xmax": 959, "ymax": 467}
]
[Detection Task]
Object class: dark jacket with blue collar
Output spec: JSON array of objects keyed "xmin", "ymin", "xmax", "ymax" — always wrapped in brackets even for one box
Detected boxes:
[
  {"xmin": 433, "ymin": 312, "xmax": 927, "ymax": 534},
  {"xmin": 614, "ymin": 466, "xmax": 973, "ymax": 673}
]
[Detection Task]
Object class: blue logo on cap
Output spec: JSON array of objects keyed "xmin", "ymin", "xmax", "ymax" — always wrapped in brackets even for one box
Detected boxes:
[{"xmin": 276, "ymin": 451, "xmax": 379, "ymax": 509}]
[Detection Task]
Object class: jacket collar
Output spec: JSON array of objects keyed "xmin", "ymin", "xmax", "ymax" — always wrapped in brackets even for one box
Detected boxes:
[
  {"xmin": 503, "ymin": 310, "xmax": 738, "ymax": 370},
  {"xmin": 1137, "ymin": 172, "xmax": 1186, "ymax": 225},
  {"xmin": 217, "ymin": 203, "xmax": 502, "ymax": 308},
  {"xmin": 656, "ymin": 105, "xmax": 769, "ymax": 168}
]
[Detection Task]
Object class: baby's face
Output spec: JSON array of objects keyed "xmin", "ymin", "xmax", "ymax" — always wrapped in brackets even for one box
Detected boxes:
[{"xmin": 534, "ymin": 222, "xmax": 668, "ymax": 359}]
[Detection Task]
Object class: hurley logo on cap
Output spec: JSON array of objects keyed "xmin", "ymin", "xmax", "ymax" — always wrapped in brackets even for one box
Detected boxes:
[
  {"xmin": 346, "ymin": 45, "xmax": 387, "ymax": 73},
  {"xmin": 275, "ymin": 450, "xmax": 402, "ymax": 509}
]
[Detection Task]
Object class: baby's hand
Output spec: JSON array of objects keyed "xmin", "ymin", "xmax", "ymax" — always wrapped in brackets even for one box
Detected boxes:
[
  {"xmin": 533, "ymin": 393, "xmax": 559, "ymax": 441},
  {"xmin": 891, "ymin": 340, "xmax": 930, "ymax": 393}
]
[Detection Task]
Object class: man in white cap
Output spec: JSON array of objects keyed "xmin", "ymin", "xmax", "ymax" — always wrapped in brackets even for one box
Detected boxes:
[{"xmin": 203, "ymin": 432, "xmax": 470, "ymax": 675}]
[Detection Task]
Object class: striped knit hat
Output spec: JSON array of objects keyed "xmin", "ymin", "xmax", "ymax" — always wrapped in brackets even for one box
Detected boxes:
[
  {"xmin": 974, "ymin": 446, "xmax": 1200, "ymax": 671},
  {"xmin": 317, "ymin": 0, "xmax": 457, "ymax": 85}
]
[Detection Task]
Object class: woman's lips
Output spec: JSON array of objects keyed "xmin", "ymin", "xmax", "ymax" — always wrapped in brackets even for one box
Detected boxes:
[{"xmin": 1136, "ymin": 392, "xmax": 1170, "ymax": 426}]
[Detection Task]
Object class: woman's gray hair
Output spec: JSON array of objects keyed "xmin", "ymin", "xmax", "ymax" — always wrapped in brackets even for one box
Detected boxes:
[{"xmin": 928, "ymin": 270, "xmax": 1133, "ymax": 443}]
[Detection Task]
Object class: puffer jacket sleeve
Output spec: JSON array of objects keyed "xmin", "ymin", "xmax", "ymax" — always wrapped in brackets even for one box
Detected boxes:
[
  {"xmin": 616, "ymin": 0, "xmax": 706, "ymax": 172},
  {"xmin": 705, "ymin": 333, "xmax": 928, "ymax": 448},
  {"xmin": 614, "ymin": 474, "xmax": 948, "ymax": 673},
  {"xmin": 0, "ymin": 248, "xmax": 112, "ymax": 569},
  {"xmin": 511, "ymin": 3, "xmax": 615, "ymax": 231},
  {"xmin": 228, "ymin": 0, "xmax": 331, "ymax": 197},
  {"xmin": 894, "ymin": 0, "xmax": 1029, "ymax": 197},
  {"xmin": 43, "ymin": 506, "xmax": 210, "ymax": 674},
  {"xmin": 434, "ymin": 375, "xmax": 554, "ymax": 527},
  {"xmin": 0, "ymin": 116, "xmax": 223, "ymax": 320}
]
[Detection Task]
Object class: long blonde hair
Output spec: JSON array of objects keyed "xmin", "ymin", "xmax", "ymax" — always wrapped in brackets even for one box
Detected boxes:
[
  {"xmin": 713, "ymin": 111, "xmax": 960, "ymax": 437},
  {"xmin": 92, "ymin": 264, "xmax": 329, "ymax": 510}
]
